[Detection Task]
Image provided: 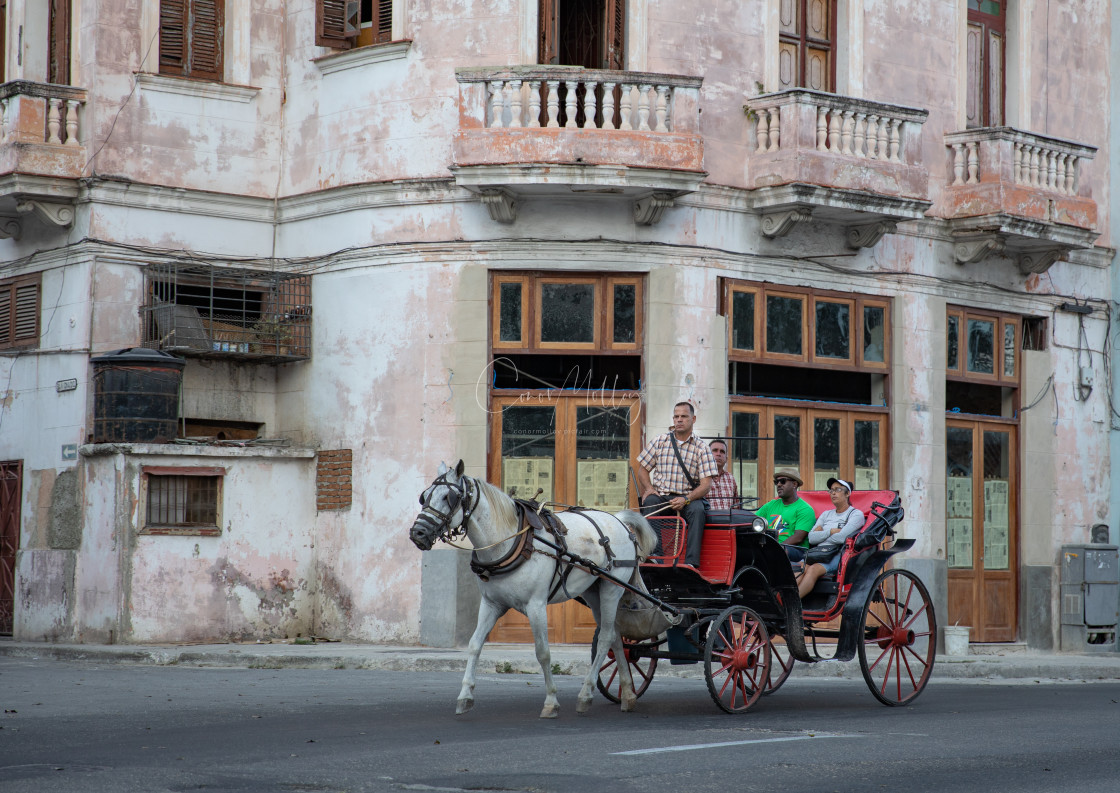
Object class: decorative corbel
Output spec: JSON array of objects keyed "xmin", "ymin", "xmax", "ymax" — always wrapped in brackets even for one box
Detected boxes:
[
  {"xmin": 0, "ymin": 216, "xmax": 22, "ymax": 240},
  {"xmin": 16, "ymin": 199, "xmax": 75, "ymax": 228},
  {"xmin": 953, "ymin": 235, "xmax": 1004, "ymax": 265},
  {"xmin": 634, "ymin": 193, "xmax": 675, "ymax": 226},
  {"xmin": 1018, "ymin": 249, "xmax": 1066, "ymax": 275},
  {"xmin": 760, "ymin": 207, "xmax": 811, "ymax": 238},
  {"xmin": 846, "ymin": 219, "xmax": 897, "ymax": 249},
  {"xmin": 478, "ymin": 189, "xmax": 517, "ymax": 223}
]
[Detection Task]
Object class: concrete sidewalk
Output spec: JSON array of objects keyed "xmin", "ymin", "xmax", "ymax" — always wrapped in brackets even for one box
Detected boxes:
[{"xmin": 3, "ymin": 638, "xmax": 1120, "ymax": 682}]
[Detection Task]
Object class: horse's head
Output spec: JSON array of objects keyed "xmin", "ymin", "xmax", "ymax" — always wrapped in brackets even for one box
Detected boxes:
[{"xmin": 410, "ymin": 460, "xmax": 474, "ymax": 551}]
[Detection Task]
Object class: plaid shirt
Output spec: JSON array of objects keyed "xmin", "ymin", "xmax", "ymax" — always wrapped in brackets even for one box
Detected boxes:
[
  {"xmin": 637, "ymin": 432, "xmax": 719, "ymax": 496},
  {"xmin": 707, "ymin": 470, "xmax": 739, "ymax": 509}
]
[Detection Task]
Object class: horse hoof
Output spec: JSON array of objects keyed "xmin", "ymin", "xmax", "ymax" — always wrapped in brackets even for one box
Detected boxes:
[
  {"xmin": 456, "ymin": 698, "xmax": 474, "ymax": 715},
  {"xmin": 576, "ymin": 698, "xmax": 593, "ymax": 715},
  {"xmin": 539, "ymin": 704, "xmax": 560, "ymax": 719},
  {"xmin": 621, "ymin": 695, "xmax": 636, "ymax": 713}
]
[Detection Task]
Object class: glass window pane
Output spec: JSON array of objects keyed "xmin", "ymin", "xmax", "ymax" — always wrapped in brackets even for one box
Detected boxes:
[
  {"xmin": 813, "ymin": 417, "xmax": 840, "ymax": 490},
  {"xmin": 501, "ymin": 406, "xmax": 556, "ymax": 502},
  {"xmin": 499, "ymin": 282, "xmax": 522, "ymax": 343},
  {"xmin": 1003, "ymin": 323, "xmax": 1016, "ymax": 378},
  {"xmin": 854, "ymin": 420, "xmax": 880, "ymax": 491},
  {"xmin": 947, "ymin": 315, "xmax": 959, "ymax": 369},
  {"xmin": 815, "ymin": 302, "xmax": 850, "ymax": 359},
  {"xmin": 731, "ymin": 412, "xmax": 760, "ymax": 506},
  {"xmin": 575, "ymin": 407, "xmax": 631, "ymax": 511},
  {"xmin": 983, "ymin": 431, "xmax": 1010, "ymax": 570},
  {"xmin": 946, "ymin": 427, "xmax": 974, "ymax": 569},
  {"xmin": 766, "ymin": 295, "xmax": 803, "ymax": 355},
  {"xmin": 732, "ymin": 291, "xmax": 755, "ymax": 351},
  {"xmin": 541, "ymin": 283, "xmax": 595, "ymax": 344},
  {"xmin": 612, "ymin": 284, "xmax": 636, "ymax": 344},
  {"xmin": 863, "ymin": 305, "xmax": 885, "ymax": 363},
  {"xmin": 967, "ymin": 318, "xmax": 995, "ymax": 374},
  {"xmin": 774, "ymin": 414, "xmax": 801, "ymax": 472}
]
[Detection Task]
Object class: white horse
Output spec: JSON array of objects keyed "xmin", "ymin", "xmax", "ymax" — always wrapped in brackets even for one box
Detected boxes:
[{"xmin": 409, "ymin": 460, "xmax": 658, "ymax": 718}]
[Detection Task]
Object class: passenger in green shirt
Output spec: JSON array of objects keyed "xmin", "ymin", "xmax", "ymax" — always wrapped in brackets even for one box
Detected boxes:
[{"xmin": 756, "ymin": 469, "xmax": 816, "ymax": 558}]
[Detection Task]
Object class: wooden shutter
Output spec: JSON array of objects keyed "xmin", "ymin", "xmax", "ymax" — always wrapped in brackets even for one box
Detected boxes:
[
  {"xmin": 967, "ymin": 1, "xmax": 1005, "ymax": 127},
  {"xmin": 604, "ymin": 0, "xmax": 624, "ymax": 70},
  {"xmin": 188, "ymin": 0, "xmax": 224, "ymax": 81},
  {"xmin": 49, "ymin": 0, "xmax": 71, "ymax": 86},
  {"xmin": 0, "ymin": 279, "xmax": 39, "ymax": 349},
  {"xmin": 159, "ymin": 0, "xmax": 187, "ymax": 74},
  {"xmin": 778, "ymin": 0, "xmax": 835, "ymax": 91},
  {"xmin": 376, "ymin": 0, "xmax": 393, "ymax": 44},
  {"xmin": 317, "ymin": 0, "xmax": 359, "ymax": 49},
  {"xmin": 538, "ymin": 0, "xmax": 558, "ymax": 64}
]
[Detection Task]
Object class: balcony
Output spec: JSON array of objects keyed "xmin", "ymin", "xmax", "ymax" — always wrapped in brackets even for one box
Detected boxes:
[
  {"xmin": 451, "ymin": 66, "xmax": 706, "ymax": 224},
  {"xmin": 743, "ymin": 89, "xmax": 930, "ymax": 246},
  {"xmin": 0, "ymin": 81, "xmax": 87, "ymax": 237},
  {"xmin": 941, "ymin": 128, "xmax": 1098, "ymax": 272}
]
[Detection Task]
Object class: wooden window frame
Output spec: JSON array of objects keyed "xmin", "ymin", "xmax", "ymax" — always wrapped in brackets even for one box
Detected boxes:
[
  {"xmin": 966, "ymin": 0, "xmax": 1006, "ymax": 129},
  {"xmin": 49, "ymin": 0, "xmax": 71, "ymax": 86},
  {"xmin": 728, "ymin": 284, "xmax": 761, "ymax": 356},
  {"xmin": 159, "ymin": 0, "xmax": 225, "ymax": 82},
  {"xmin": 726, "ymin": 279, "xmax": 890, "ymax": 373},
  {"xmin": 0, "ymin": 274, "xmax": 41, "ymax": 351},
  {"xmin": 140, "ymin": 466, "xmax": 225, "ymax": 536},
  {"xmin": 946, "ymin": 308, "xmax": 964, "ymax": 374},
  {"xmin": 948, "ymin": 305, "xmax": 1023, "ymax": 387},
  {"xmin": 490, "ymin": 272, "xmax": 645, "ymax": 355},
  {"xmin": 1000, "ymin": 316, "xmax": 1019, "ymax": 384},
  {"xmin": 811, "ymin": 295, "xmax": 856, "ymax": 367},
  {"xmin": 778, "ymin": 0, "xmax": 838, "ymax": 92}
]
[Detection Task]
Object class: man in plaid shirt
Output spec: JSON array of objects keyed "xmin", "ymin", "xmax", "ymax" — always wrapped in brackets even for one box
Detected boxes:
[
  {"xmin": 706, "ymin": 438, "xmax": 739, "ymax": 509},
  {"xmin": 635, "ymin": 402, "xmax": 718, "ymax": 566}
]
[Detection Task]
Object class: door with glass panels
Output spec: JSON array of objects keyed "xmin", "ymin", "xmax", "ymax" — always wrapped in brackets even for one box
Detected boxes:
[
  {"xmin": 946, "ymin": 420, "xmax": 1018, "ymax": 642},
  {"xmin": 488, "ymin": 397, "xmax": 640, "ymax": 643}
]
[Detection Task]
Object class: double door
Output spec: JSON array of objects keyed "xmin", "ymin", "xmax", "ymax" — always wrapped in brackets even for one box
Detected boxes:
[
  {"xmin": 946, "ymin": 419, "xmax": 1018, "ymax": 642},
  {"xmin": 487, "ymin": 395, "xmax": 640, "ymax": 643}
]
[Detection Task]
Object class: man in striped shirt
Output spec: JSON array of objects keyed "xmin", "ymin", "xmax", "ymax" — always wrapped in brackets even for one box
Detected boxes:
[{"xmin": 635, "ymin": 402, "xmax": 718, "ymax": 566}]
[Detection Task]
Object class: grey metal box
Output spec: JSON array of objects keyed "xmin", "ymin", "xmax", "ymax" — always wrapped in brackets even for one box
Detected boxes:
[
  {"xmin": 1061, "ymin": 545, "xmax": 1119, "ymax": 585},
  {"xmin": 1085, "ymin": 582, "xmax": 1120, "ymax": 626}
]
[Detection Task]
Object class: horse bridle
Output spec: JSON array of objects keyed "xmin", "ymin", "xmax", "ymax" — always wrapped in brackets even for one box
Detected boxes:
[{"xmin": 415, "ymin": 472, "xmax": 478, "ymax": 542}]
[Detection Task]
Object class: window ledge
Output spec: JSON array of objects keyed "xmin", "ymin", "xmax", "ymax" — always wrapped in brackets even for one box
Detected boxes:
[
  {"xmin": 314, "ymin": 40, "xmax": 412, "ymax": 76},
  {"xmin": 136, "ymin": 73, "xmax": 261, "ymax": 103}
]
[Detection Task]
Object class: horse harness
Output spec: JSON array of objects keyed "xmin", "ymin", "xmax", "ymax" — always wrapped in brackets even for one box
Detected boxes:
[{"xmin": 469, "ymin": 498, "xmax": 640, "ymax": 601}]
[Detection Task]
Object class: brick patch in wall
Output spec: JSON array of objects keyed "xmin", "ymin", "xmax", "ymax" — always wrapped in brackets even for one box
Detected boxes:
[{"xmin": 317, "ymin": 449, "xmax": 353, "ymax": 511}]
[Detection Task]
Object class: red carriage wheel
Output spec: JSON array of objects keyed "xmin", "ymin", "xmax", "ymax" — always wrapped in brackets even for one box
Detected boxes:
[
  {"xmin": 763, "ymin": 635, "xmax": 795, "ymax": 696},
  {"xmin": 704, "ymin": 606, "xmax": 770, "ymax": 714},
  {"xmin": 858, "ymin": 568, "xmax": 937, "ymax": 706},
  {"xmin": 593, "ymin": 633, "xmax": 658, "ymax": 704}
]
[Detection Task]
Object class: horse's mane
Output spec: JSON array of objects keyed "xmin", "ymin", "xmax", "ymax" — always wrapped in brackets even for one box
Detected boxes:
[{"xmin": 473, "ymin": 478, "xmax": 518, "ymax": 529}]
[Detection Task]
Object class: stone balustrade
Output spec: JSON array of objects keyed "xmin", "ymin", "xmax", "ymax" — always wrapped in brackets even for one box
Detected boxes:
[
  {"xmin": 743, "ymin": 89, "xmax": 929, "ymax": 199},
  {"xmin": 946, "ymin": 128, "xmax": 1093, "ymax": 197},
  {"xmin": 0, "ymin": 81, "xmax": 86, "ymax": 148}
]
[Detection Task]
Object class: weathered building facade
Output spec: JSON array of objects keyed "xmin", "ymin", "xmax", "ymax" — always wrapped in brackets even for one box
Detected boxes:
[{"xmin": 0, "ymin": 0, "xmax": 1115, "ymax": 651}]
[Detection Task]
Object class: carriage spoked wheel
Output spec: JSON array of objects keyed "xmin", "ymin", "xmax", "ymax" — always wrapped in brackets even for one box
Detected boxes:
[
  {"xmin": 763, "ymin": 636, "xmax": 795, "ymax": 696},
  {"xmin": 704, "ymin": 606, "xmax": 771, "ymax": 714},
  {"xmin": 591, "ymin": 630, "xmax": 658, "ymax": 704},
  {"xmin": 858, "ymin": 568, "xmax": 937, "ymax": 706}
]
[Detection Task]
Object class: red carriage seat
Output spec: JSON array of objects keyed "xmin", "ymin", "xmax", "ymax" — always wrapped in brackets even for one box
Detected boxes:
[
  {"xmin": 797, "ymin": 490, "xmax": 900, "ymax": 587},
  {"xmin": 644, "ymin": 516, "xmax": 735, "ymax": 585}
]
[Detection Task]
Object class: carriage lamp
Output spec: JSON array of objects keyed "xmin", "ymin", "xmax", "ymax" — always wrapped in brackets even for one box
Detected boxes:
[{"xmin": 751, "ymin": 516, "xmax": 768, "ymax": 533}]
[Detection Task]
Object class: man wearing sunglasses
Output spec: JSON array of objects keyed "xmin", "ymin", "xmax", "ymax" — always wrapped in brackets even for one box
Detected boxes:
[{"xmin": 756, "ymin": 469, "xmax": 815, "ymax": 561}]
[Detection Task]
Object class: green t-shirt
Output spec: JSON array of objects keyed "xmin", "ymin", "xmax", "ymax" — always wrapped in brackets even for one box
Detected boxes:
[{"xmin": 756, "ymin": 497, "xmax": 817, "ymax": 547}]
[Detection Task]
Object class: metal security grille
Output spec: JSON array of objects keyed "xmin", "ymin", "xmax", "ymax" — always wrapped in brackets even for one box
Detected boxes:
[
  {"xmin": 146, "ymin": 475, "xmax": 219, "ymax": 529},
  {"xmin": 141, "ymin": 262, "xmax": 311, "ymax": 363},
  {"xmin": 0, "ymin": 461, "xmax": 22, "ymax": 635}
]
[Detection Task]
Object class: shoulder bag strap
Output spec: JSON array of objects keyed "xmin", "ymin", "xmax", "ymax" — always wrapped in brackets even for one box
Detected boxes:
[{"xmin": 669, "ymin": 434, "xmax": 700, "ymax": 491}]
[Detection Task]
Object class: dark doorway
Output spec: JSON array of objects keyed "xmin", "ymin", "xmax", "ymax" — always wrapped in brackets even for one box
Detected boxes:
[
  {"xmin": 0, "ymin": 461, "xmax": 21, "ymax": 635},
  {"xmin": 539, "ymin": 0, "xmax": 624, "ymax": 69}
]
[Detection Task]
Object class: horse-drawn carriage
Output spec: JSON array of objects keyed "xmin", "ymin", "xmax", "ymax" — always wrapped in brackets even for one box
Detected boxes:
[
  {"xmin": 410, "ymin": 461, "xmax": 936, "ymax": 718},
  {"xmin": 596, "ymin": 490, "xmax": 937, "ymax": 713}
]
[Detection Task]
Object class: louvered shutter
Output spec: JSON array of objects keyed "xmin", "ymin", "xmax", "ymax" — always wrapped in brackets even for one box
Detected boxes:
[
  {"xmin": 160, "ymin": 0, "xmax": 187, "ymax": 74},
  {"xmin": 0, "ymin": 288, "xmax": 9, "ymax": 346},
  {"xmin": 376, "ymin": 0, "xmax": 393, "ymax": 44},
  {"xmin": 188, "ymin": 0, "xmax": 224, "ymax": 82},
  {"xmin": 318, "ymin": 0, "xmax": 359, "ymax": 49},
  {"xmin": 604, "ymin": 0, "xmax": 624, "ymax": 70},
  {"xmin": 13, "ymin": 285, "xmax": 38, "ymax": 344}
]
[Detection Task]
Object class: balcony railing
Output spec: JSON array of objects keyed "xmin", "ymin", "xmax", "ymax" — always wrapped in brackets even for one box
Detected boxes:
[
  {"xmin": 453, "ymin": 66, "xmax": 704, "ymax": 175},
  {"xmin": 0, "ymin": 81, "xmax": 86, "ymax": 174}
]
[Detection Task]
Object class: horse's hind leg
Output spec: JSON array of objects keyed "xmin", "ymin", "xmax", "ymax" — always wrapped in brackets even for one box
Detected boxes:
[
  {"xmin": 578, "ymin": 586, "xmax": 634, "ymax": 714},
  {"xmin": 527, "ymin": 599, "xmax": 560, "ymax": 719},
  {"xmin": 457, "ymin": 598, "xmax": 505, "ymax": 715}
]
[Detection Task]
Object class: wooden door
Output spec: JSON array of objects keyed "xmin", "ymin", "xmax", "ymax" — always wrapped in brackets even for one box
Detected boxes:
[
  {"xmin": 488, "ymin": 396, "xmax": 640, "ymax": 643},
  {"xmin": 0, "ymin": 461, "xmax": 21, "ymax": 635},
  {"xmin": 946, "ymin": 420, "xmax": 1018, "ymax": 642}
]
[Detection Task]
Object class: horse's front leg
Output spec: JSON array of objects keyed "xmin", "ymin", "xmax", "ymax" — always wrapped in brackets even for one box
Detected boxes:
[
  {"xmin": 457, "ymin": 597, "xmax": 505, "ymax": 715},
  {"xmin": 526, "ymin": 598, "xmax": 560, "ymax": 719}
]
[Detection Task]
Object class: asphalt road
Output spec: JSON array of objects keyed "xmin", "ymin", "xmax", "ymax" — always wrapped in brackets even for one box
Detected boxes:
[{"xmin": 1, "ymin": 658, "xmax": 1118, "ymax": 793}]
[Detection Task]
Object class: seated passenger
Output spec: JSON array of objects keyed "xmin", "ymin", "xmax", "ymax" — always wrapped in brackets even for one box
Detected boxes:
[
  {"xmin": 756, "ymin": 469, "xmax": 815, "ymax": 561},
  {"xmin": 706, "ymin": 439, "xmax": 739, "ymax": 509},
  {"xmin": 796, "ymin": 478, "xmax": 866, "ymax": 599}
]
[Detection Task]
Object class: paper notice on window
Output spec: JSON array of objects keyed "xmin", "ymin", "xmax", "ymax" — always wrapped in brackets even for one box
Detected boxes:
[
  {"xmin": 947, "ymin": 517, "xmax": 974, "ymax": 568},
  {"xmin": 503, "ymin": 457, "xmax": 553, "ymax": 503},
  {"xmin": 732, "ymin": 461, "xmax": 758, "ymax": 503},
  {"xmin": 814, "ymin": 471, "xmax": 837, "ymax": 491},
  {"xmin": 946, "ymin": 476, "xmax": 972, "ymax": 518},
  {"xmin": 983, "ymin": 478, "xmax": 1010, "ymax": 570},
  {"xmin": 854, "ymin": 467, "xmax": 879, "ymax": 491},
  {"xmin": 577, "ymin": 459, "xmax": 629, "ymax": 511}
]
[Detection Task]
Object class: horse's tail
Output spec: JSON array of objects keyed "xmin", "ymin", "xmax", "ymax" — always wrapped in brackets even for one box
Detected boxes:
[{"xmin": 615, "ymin": 509, "xmax": 658, "ymax": 561}]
